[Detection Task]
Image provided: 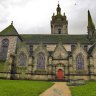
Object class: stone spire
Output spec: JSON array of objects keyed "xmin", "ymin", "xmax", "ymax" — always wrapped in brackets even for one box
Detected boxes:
[
  {"xmin": 88, "ymin": 10, "xmax": 95, "ymax": 28},
  {"xmin": 88, "ymin": 10, "xmax": 95, "ymax": 40}
]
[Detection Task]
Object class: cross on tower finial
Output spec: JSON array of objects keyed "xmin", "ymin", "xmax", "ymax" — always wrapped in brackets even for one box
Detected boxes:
[
  {"xmin": 58, "ymin": 1, "xmax": 60, "ymax": 6},
  {"xmin": 11, "ymin": 21, "xmax": 13, "ymax": 25},
  {"xmin": 57, "ymin": 1, "xmax": 61, "ymax": 15}
]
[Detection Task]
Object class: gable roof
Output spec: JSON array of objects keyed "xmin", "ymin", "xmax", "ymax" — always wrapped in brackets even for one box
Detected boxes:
[
  {"xmin": 0, "ymin": 24, "xmax": 22, "ymax": 40},
  {"xmin": 0, "ymin": 24, "xmax": 19, "ymax": 36}
]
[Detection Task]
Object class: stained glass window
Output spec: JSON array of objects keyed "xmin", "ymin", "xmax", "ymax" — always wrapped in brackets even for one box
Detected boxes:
[
  {"xmin": 37, "ymin": 52, "xmax": 45, "ymax": 69},
  {"xmin": 19, "ymin": 52, "xmax": 27, "ymax": 66},
  {"xmin": 76, "ymin": 54, "xmax": 84, "ymax": 70},
  {"xmin": 0, "ymin": 39, "xmax": 9, "ymax": 60}
]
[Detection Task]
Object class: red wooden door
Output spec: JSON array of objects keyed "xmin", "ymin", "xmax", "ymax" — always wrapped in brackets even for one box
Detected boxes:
[{"xmin": 57, "ymin": 69, "xmax": 63, "ymax": 79}]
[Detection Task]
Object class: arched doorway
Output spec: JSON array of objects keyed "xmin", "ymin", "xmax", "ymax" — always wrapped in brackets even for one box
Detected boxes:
[{"xmin": 57, "ymin": 69, "xmax": 63, "ymax": 80}]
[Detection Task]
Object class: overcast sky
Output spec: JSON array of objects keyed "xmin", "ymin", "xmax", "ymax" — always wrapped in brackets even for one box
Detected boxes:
[{"xmin": 0, "ymin": 0, "xmax": 96, "ymax": 34}]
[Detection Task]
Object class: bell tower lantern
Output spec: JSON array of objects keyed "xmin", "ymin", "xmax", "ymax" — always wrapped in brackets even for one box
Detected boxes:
[{"xmin": 51, "ymin": 3, "xmax": 68, "ymax": 34}]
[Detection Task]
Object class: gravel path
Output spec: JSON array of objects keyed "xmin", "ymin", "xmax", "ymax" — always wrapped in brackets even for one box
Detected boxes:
[{"xmin": 40, "ymin": 82, "xmax": 71, "ymax": 96}]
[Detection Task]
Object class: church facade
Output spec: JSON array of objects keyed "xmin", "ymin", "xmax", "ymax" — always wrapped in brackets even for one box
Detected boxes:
[{"xmin": 0, "ymin": 4, "xmax": 96, "ymax": 81}]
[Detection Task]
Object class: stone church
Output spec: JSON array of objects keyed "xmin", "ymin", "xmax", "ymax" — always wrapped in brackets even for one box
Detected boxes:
[{"xmin": 0, "ymin": 3, "xmax": 96, "ymax": 81}]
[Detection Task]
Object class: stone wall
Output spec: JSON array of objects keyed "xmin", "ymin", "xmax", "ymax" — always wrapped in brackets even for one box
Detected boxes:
[
  {"xmin": 33, "ymin": 44, "xmax": 71, "ymax": 52},
  {"xmin": 0, "ymin": 36, "xmax": 18, "ymax": 60},
  {"xmin": 0, "ymin": 39, "xmax": 96, "ymax": 80}
]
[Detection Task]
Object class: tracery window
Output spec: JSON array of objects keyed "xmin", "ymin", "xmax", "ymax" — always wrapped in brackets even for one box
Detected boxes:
[
  {"xmin": 76, "ymin": 54, "xmax": 84, "ymax": 70},
  {"xmin": 19, "ymin": 52, "xmax": 27, "ymax": 66},
  {"xmin": 0, "ymin": 39, "xmax": 9, "ymax": 60},
  {"xmin": 37, "ymin": 52, "xmax": 45, "ymax": 70}
]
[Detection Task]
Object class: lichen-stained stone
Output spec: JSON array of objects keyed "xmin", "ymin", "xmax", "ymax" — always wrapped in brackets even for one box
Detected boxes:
[{"xmin": 52, "ymin": 42, "xmax": 68, "ymax": 59}]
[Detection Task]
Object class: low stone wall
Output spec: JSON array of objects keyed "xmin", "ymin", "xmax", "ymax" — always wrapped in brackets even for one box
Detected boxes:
[
  {"xmin": 0, "ymin": 72, "xmax": 7, "ymax": 79},
  {"xmin": 69, "ymin": 75, "xmax": 96, "ymax": 81},
  {"xmin": 31, "ymin": 75, "xmax": 48, "ymax": 80},
  {"xmin": 15, "ymin": 74, "xmax": 54, "ymax": 80},
  {"xmin": 1, "ymin": 72, "xmax": 96, "ymax": 81}
]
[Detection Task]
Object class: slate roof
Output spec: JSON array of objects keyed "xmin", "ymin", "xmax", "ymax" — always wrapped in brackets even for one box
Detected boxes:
[
  {"xmin": 20, "ymin": 34, "xmax": 93, "ymax": 44},
  {"xmin": 0, "ymin": 24, "xmax": 19, "ymax": 36},
  {"xmin": 0, "ymin": 24, "xmax": 22, "ymax": 40},
  {"xmin": 0, "ymin": 24, "xmax": 95, "ymax": 44}
]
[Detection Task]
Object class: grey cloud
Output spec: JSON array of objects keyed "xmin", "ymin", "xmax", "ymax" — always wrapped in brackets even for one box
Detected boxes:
[
  {"xmin": 19, "ymin": 25, "xmax": 50, "ymax": 34},
  {"xmin": 0, "ymin": 17, "xmax": 8, "ymax": 24},
  {"xmin": 10, "ymin": 0, "xmax": 32, "ymax": 6},
  {"xmin": 66, "ymin": 0, "xmax": 96, "ymax": 34},
  {"xmin": 0, "ymin": 0, "xmax": 31, "ymax": 7}
]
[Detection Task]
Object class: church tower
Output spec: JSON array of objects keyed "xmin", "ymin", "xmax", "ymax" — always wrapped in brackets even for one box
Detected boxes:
[{"xmin": 51, "ymin": 3, "xmax": 68, "ymax": 34}]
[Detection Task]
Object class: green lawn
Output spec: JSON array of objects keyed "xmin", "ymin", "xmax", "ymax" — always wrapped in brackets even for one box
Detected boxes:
[
  {"xmin": 70, "ymin": 81, "xmax": 96, "ymax": 96},
  {"xmin": 0, "ymin": 79, "xmax": 53, "ymax": 96}
]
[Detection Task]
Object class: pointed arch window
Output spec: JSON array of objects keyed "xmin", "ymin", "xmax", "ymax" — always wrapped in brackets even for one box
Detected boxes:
[
  {"xmin": 76, "ymin": 54, "xmax": 84, "ymax": 70},
  {"xmin": 0, "ymin": 39, "xmax": 9, "ymax": 60},
  {"xmin": 37, "ymin": 52, "xmax": 45, "ymax": 70},
  {"xmin": 19, "ymin": 52, "xmax": 27, "ymax": 66}
]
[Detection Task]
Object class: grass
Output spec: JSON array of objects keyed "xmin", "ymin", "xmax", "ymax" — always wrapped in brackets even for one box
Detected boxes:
[
  {"xmin": 70, "ymin": 81, "xmax": 96, "ymax": 96},
  {"xmin": 0, "ymin": 79, "xmax": 53, "ymax": 96}
]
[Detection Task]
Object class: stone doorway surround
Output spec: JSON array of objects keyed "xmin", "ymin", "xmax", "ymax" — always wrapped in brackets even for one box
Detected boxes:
[{"xmin": 55, "ymin": 63, "xmax": 65, "ymax": 80}]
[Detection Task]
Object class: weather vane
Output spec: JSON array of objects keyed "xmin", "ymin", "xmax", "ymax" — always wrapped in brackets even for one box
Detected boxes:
[{"xmin": 58, "ymin": 1, "xmax": 59, "ymax": 4}]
